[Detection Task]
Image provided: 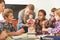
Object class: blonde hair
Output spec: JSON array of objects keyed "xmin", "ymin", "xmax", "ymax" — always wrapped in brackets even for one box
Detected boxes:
[
  {"xmin": 55, "ymin": 8, "xmax": 60, "ymax": 17},
  {"xmin": 26, "ymin": 4, "xmax": 34, "ymax": 11}
]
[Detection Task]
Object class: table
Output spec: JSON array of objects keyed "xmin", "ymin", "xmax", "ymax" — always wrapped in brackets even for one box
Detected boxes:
[
  {"xmin": 12, "ymin": 33, "xmax": 40, "ymax": 40},
  {"xmin": 7, "ymin": 33, "xmax": 60, "ymax": 40}
]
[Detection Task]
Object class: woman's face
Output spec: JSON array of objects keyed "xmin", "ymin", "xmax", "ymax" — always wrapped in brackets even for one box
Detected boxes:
[
  {"xmin": 25, "ymin": 8, "xmax": 33, "ymax": 15},
  {"xmin": 8, "ymin": 13, "xmax": 14, "ymax": 21},
  {"xmin": 38, "ymin": 12, "xmax": 45, "ymax": 20},
  {"xmin": 26, "ymin": 10, "xmax": 33, "ymax": 15}
]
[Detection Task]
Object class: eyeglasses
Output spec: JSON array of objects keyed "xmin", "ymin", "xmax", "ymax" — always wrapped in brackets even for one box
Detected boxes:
[{"xmin": 50, "ymin": 14, "xmax": 55, "ymax": 17}]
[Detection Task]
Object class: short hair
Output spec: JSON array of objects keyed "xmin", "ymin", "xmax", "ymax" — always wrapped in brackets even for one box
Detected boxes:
[
  {"xmin": 0, "ymin": 0, "xmax": 5, "ymax": 3},
  {"xmin": 26, "ymin": 4, "xmax": 34, "ymax": 11},
  {"xmin": 4, "ymin": 8, "xmax": 13, "ymax": 19},
  {"xmin": 38, "ymin": 9, "xmax": 46, "ymax": 16},
  {"xmin": 55, "ymin": 8, "xmax": 60, "ymax": 17},
  {"xmin": 51, "ymin": 8, "xmax": 57, "ymax": 12}
]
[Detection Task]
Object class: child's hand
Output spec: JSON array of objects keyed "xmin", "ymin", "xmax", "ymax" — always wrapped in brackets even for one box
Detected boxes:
[
  {"xmin": 42, "ymin": 28, "xmax": 48, "ymax": 31},
  {"xmin": 42, "ymin": 20, "xmax": 48, "ymax": 25},
  {"xmin": 1, "ymin": 31, "xmax": 8, "ymax": 37},
  {"xmin": 42, "ymin": 28, "xmax": 48, "ymax": 34},
  {"xmin": 0, "ymin": 31, "xmax": 8, "ymax": 39},
  {"xmin": 50, "ymin": 17, "xmax": 55, "ymax": 22},
  {"xmin": 27, "ymin": 19, "xmax": 35, "ymax": 26},
  {"xmin": 41, "ymin": 20, "xmax": 48, "ymax": 28},
  {"xmin": 48, "ymin": 28, "xmax": 52, "ymax": 33}
]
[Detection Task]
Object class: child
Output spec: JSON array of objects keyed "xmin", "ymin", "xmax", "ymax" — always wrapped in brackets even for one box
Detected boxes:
[
  {"xmin": 2, "ymin": 8, "xmax": 16, "ymax": 32},
  {"xmin": 48, "ymin": 9, "xmax": 60, "ymax": 34},
  {"xmin": 48, "ymin": 8, "xmax": 57, "ymax": 28},
  {"xmin": 0, "ymin": 8, "xmax": 15, "ymax": 40},
  {"xmin": 35, "ymin": 9, "xmax": 48, "ymax": 35}
]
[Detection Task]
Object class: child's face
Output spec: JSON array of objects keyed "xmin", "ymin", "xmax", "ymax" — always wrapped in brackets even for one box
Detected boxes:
[
  {"xmin": 55, "ymin": 13, "xmax": 60, "ymax": 21},
  {"xmin": 50, "ymin": 12, "xmax": 55, "ymax": 18},
  {"xmin": 7, "ymin": 13, "xmax": 14, "ymax": 21},
  {"xmin": 50, "ymin": 12, "xmax": 55, "ymax": 21},
  {"xmin": 38, "ymin": 12, "xmax": 45, "ymax": 20}
]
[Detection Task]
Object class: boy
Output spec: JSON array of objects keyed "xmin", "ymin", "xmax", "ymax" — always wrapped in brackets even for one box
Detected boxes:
[{"xmin": 0, "ymin": 8, "xmax": 15, "ymax": 40}]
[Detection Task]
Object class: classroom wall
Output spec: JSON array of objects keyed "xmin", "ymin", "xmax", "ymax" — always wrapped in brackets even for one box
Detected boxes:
[{"xmin": 5, "ymin": 0, "xmax": 60, "ymax": 19}]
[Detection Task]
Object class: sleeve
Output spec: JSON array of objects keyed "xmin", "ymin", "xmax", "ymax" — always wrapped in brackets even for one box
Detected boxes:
[
  {"xmin": 0, "ymin": 23, "xmax": 3, "ymax": 33},
  {"xmin": 48, "ymin": 27, "xmax": 60, "ymax": 34},
  {"xmin": 17, "ymin": 11, "xmax": 24, "ymax": 30},
  {"xmin": 47, "ymin": 20, "xmax": 55, "ymax": 28},
  {"xmin": 22, "ymin": 27, "xmax": 28, "ymax": 33}
]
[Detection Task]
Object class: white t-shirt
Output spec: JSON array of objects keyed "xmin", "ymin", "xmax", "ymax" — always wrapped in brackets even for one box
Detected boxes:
[{"xmin": 0, "ymin": 13, "xmax": 4, "ymax": 22}]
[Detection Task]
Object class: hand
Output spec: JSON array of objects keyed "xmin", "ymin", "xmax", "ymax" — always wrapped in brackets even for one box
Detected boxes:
[
  {"xmin": 50, "ymin": 17, "xmax": 55, "ymax": 22},
  {"xmin": 0, "ymin": 31, "xmax": 8, "ymax": 39},
  {"xmin": 42, "ymin": 20, "xmax": 48, "ymax": 28},
  {"xmin": 48, "ymin": 28, "xmax": 52, "ymax": 33},
  {"xmin": 23, "ymin": 24, "xmax": 29, "ymax": 27},
  {"xmin": 42, "ymin": 20, "xmax": 48, "ymax": 25},
  {"xmin": 42, "ymin": 28, "xmax": 48, "ymax": 32}
]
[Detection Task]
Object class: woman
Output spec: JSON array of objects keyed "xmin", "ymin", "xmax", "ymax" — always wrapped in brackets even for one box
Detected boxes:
[{"xmin": 17, "ymin": 4, "xmax": 35, "ymax": 30}]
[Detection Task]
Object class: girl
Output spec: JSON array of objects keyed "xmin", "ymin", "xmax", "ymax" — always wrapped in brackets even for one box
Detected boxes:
[
  {"xmin": 48, "ymin": 9, "xmax": 60, "ymax": 34},
  {"xmin": 35, "ymin": 9, "xmax": 48, "ymax": 35}
]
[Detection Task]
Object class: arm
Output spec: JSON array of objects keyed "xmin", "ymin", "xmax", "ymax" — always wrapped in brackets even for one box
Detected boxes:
[
  {"xmin": 8, "ymin": 28, "xmax": 25, "ymax": 36},
  {"xmin": 48, "ymin": 27, "xmax": 60, "ymax": 33},
  {"xmin": 48, "ymin": 21, "xmax": 60, "ymax": 34},
  {"xmin": 48, "ymin": 19, "xmax": 55, "ymax": 28},
  {"xmin": 0, "ymin": 31, "xmax": 8, "ymax": 40},
  {"xmin": 17, "ymin": 11, "xmax": 24, "ymax": 30},
  {"xmin": 17, "ymin": 11, "xmax": 29, "ymax": 30}
]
